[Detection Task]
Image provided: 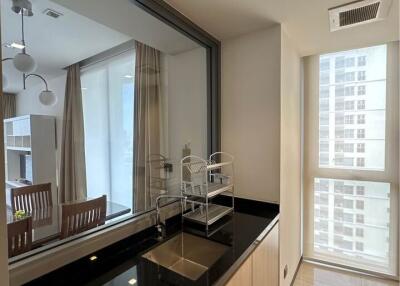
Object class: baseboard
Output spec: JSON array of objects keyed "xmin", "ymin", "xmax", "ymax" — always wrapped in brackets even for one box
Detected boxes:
[{"xmin": 290, "ymin": 256, "xmax": 303, "ymax": 286}]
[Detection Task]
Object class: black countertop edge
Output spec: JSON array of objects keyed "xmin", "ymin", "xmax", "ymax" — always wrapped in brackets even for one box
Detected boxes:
[{"xmin": 214, "ymin": 214, "xmax": 280, "ymax": 286}]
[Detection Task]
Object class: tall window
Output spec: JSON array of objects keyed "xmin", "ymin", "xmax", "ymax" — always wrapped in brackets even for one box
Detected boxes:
[
  {"xmin": 305, "ymin": 44, "xmax": 399, "ymax": 276},
  {"xmin": 81, "ymin": 51, "xmax": 135, "ymax": 209}
]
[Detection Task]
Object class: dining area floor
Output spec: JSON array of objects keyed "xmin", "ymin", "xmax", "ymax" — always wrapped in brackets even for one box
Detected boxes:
[{"xmin": 293, "ymin": 262, "xmax": 399, "ymax": 286}]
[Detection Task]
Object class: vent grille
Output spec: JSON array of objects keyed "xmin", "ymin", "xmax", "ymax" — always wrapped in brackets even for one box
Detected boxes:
[
  {"xmin": 43, "ymin": 8, "xmax": 63, "ymax": 19},
  {"xmin": 339, "ymin": 2, "xmax": 380, "ymax": 26}
]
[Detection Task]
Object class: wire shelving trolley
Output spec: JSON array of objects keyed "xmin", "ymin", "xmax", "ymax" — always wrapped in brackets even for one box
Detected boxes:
[{"xmin": 180, "ymin": 152, "xmax": 234, "ymax": 231}]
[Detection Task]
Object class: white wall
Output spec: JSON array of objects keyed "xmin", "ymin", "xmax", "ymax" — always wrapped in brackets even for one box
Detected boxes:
[
  {"xmin": 221, "ymin": 24, "xmax": 303, "ymax": 284},
  {"xmin": 163, "ymin": 47, "xmax": 208, "ymax": 191},
  {"xmin": 16, "ymin": 72, "xmax": 66, "ymax": 181},
  {"xmin": 280, "ymin": 28, "xmax": 302, "ymax": 286},
  {"xmin": 221, "ymin": 25, "xmax": 281, "ymax": 203}
]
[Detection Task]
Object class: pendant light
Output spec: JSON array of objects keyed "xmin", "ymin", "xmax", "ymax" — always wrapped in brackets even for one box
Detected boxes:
[
  {"xmin": 13, "ymin": 6, "xmax": 36, "ymax": 73},
  {"xmin": 1, "ymin": 0, "xmax": 56, "ymax": 106},
  {"xmin": 24, "ymin": 74, "xmax": 57, "ymax": 106},
  {"xmin": 11, "ymin": 0, "xmax": 33, "ymax": 16}
]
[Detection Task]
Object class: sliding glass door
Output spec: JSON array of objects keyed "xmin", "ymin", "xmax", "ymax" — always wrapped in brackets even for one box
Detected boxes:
[{"xmin": 304, "ymin": 43, "xmax": 399, "ymax": 277}]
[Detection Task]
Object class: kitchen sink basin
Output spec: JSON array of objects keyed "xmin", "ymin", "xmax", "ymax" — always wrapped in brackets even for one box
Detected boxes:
[{"xmin": 142, "ymin": 232, "xmax": 228, "ymax": 281}]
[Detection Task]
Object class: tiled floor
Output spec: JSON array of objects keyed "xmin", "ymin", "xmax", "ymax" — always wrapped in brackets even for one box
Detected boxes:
[{"xmin": 293, "ymin": 262, "xmax": 399, "ymax": 286}]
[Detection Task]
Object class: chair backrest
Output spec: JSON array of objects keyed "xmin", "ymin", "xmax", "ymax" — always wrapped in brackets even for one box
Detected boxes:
[
  {"xmin": 7, "ymin": 216, "xmax": 32, "ymax": 257},
  {"xmin": 11, "ymin": 183, "xmax": 52, "ymax": 213},
  {"xmin": 60, "ymin": 195, "xmax": 106, "ymax": 239}
]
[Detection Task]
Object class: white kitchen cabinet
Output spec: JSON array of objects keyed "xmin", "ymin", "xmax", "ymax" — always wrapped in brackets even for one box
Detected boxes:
[{"xmin": 225, "ymin": 221, "xmax": 279, "ymax": 286}]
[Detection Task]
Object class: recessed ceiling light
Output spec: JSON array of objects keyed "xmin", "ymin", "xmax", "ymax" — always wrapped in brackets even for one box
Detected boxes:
[
  {"xmin": 89, "ymin": 255, "xmax": 97, "ymax": 261},
  {"xmin": 128, "ymin": 278, "xmax": 137, "ymax": 285},
  {"xmin": 81, "ymin": 87, "xmax": 88, "ymax": 90},
  {"xmin": 4, "ymin": 42, "xmax": 25, "ymax": 50},
  {"xmin": 124, "ymin": 75, "xmax": 134, "ymax": 78}
]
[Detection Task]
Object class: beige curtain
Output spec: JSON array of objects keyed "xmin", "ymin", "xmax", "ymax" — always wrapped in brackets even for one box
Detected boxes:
[
  {"xmin": 2, "ymin": 93, "xmax": 16, "ymax": 119},
  {"xmin": 59, "ymin": 64, "xmax": 87, "ymax": 203},
  {"xmin": 133, "ymin": 42, "xmax": 161, "ymax": 212}
]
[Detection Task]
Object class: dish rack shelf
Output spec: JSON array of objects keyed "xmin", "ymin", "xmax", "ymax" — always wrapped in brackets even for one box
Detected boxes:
[{"xmin": 181, "ymin": 152, "xmax": 234, "ymax": 230}]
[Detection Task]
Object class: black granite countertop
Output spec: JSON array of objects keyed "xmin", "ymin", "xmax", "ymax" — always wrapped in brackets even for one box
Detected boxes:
[{"xmin": 27, "ymin": 197, "xmax": 279, "ymax": 286}]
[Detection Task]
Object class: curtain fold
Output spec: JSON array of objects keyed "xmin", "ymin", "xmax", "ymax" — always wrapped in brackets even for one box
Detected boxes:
[
  {"xmin": 133, "ymin": 41, "xmax": 161, "ymax": 212},
  {"xmin": 1, "ymin": 93, "xmax": 16, "ymax": 119},
  {"xmin": 59, "ymin": 64, "xmax": 87, "ymax": 203}
]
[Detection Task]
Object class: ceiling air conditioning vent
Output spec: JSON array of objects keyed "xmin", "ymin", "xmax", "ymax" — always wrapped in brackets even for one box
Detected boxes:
[
  {"xmin": 43, "ymin": 8, "xmax": 63, "ymax": 19},
  {"xmin": 329, "ymin": 0, "xmax": 392, "ymax": 31}
]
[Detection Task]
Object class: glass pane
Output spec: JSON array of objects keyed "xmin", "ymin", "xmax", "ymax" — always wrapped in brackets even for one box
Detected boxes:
[
  {"xmin": 318, "ymin": 45, "xmax": 387, "ymax": 170},
  {"xmin": 314, "ymin": 178, "xmax": 394, "ymax": 273}
]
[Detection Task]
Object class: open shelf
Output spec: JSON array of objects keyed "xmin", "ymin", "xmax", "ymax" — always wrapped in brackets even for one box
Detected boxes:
[
  {"xmin": 183, "ymin": 204, "xmax": 233, "ymax": 226},
  {"xmin": 183, "ymin": 182, "xmax": 233, "ymax": 199}
]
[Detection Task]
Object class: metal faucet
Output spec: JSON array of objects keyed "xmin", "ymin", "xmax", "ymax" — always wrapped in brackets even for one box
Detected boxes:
[{"xmin": 155, "ymin": 194, "xmax": 187, "ymax": 240}]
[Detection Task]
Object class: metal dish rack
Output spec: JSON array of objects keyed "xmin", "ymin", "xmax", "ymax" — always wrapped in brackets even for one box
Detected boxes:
[{"xmin": 180, "ymin": 152, "xmax": 234, "ymax": 231}]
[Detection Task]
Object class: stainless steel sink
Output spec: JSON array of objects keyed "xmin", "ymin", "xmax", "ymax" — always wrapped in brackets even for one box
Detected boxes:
[{"xmin": 142, "ymin": 233, "xmax": 228, "ymax": 281}]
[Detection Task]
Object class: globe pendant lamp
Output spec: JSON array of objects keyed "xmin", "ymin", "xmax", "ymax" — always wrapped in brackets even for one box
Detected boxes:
[
  {"xmin": 13, "ymin": 52, "xmax": 36, "ymax": 73},
  {"xmin": 25, "ymin": 74, "xmax": 57, "ymax": 106},
  {"xmin": 12, "ymin": 0, "xmax": 36, "ymax": 73}
]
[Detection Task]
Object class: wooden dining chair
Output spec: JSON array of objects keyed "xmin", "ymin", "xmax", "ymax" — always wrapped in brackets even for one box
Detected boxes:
[
  {"xmin": 11, "ymin": 183, "xmax": 52, "ymax": 213},
  {"xmin": 60, "ymin": 195, "xmax": 107, "ymax": 239},
  {"xmin": 7, "ymin": 216, "xmax": 32, "ymax": 257}
]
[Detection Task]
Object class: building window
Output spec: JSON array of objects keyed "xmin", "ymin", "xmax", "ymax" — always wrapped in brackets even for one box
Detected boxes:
[
  {"xmin": 356, "ymin": 242, "xmax": 364, "ymax": 252},
  {"xmin": 344, "ymin": 115, "xmax": 354, "ymax": 124},
  {"xmin": 320, "ymin": 59, "xmax": 330, "ymax": 71},
  {"xmin": 320, "ymin": 113, "xmax": 329, "ymax": 125},
  {"xmin": 357, "ymin": 114, "xmax": 365, "ymax": 124},
  {"xmin": 344, "ymin": 129, "xmax": 354, "ymax": 139},
  {"xmin": 335, "ymin": 71, "xmax": 345, "ymax": 83},
  {"xmin": 356, "ymin": 200, "xmax": 365, "ymax": 210},
  {"xmin": 357, "ymin": 143, "xmax": 365, "ymax": 153},
  {"xmin": 356, "ymin": 214, "xmax": 364, "ymax": 224},
  {"xmin": 358, "ymin": 71, "xmax": 366, "ymax": 81},
  {"xmin": 320, "ymin": 141, "xmax": 329, "ymax": 152},
  {"xmin": 345, "ymin": 72, "xmax": 355, "ymax": 82},
  {"xmin": 345, "ymin": 101, "xmax": 355, "ymax": 110},
  {"xmin": 357, "ymin": 85, "xmax": 366, "ymax": 95},
  {"xmin": 356, "ymin": 186, "xmax": 365, "ymax": 196},
  {"xmin": 358, "ymin": 56, "xmax": 366, "ymax": 66},
  {"xmin": 320, "ymin": 86, "xmax": 329, "ymax": 98},
  {"xmin": 343, "ymin": 143, "xmax": 354, "ymax": 152},
  {"xmin": 320, "ymin": 99, "xmax": 329, "ymax": 111},
  {"xmin": 357, "ymin": 100, "xmax": 365, "ymax": 110},
  {"xmin": 320, "ymin": 71, "xmax": 330, "ymax": 85},
  {"xmin": 356, "ymin": 228, "xmax": 364, "ymax": 237},
  {"xmin": 345, "ymin": 86, "xmax": 355, "ymax": 96},
  {"xmin": 336, "ymin": 85, "xmax": 345, "ymax": 97},
  {"xmin": 357, "ymin": 158, "xmax": 365, "ymax": 167},
  {"xmin": 357, "ymin": 129, "xmax": 365, "ymax": 138},
  {"xmin": 345, "ymin": 58, "xmax": 355, "ymax": 67},
  {"xmin": 335, "ymin": 56, "xmax": 345, "ymax": 69}
]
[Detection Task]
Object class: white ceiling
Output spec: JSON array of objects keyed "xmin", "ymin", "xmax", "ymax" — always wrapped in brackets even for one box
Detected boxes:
[
  {"xmin": 1, "ymin": 0, "xmax": 200, "ymax": 93},
  {"xmin": 164, "ymin": 0, "xmax": 399, "ymax": 56},
  {"xmin": 51, "ymin": 0, "xmax": 199, "ymax": 54},
  {"xmin": 1, "ymin": 0, "xmax": 132, "ymax": 93}
]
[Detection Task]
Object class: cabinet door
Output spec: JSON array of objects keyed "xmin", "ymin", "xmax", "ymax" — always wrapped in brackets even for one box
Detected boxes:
[
  {"xmin": 226, "ymin": 256, "xmax": 252, "ymax": 286},
  {"xmin": 252, "ymin": 222, "xmax": 279, "ymax": 286}
]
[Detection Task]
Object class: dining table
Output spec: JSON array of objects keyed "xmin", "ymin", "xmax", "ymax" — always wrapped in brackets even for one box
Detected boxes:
[{"xmin": 6, "ymin": 199, "xmax": 132, "ymax": 247}]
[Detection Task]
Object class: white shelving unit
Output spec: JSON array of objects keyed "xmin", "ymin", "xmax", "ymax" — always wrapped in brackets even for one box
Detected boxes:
[
  {"xmin": 4, "ymin": 115, "xmax": 57, "ymax": 207},
  {"xmin": 180, "ymin": 152, "xmax": 234, "ymax": 231}
]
